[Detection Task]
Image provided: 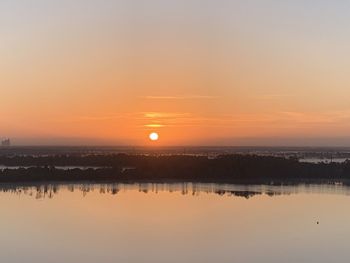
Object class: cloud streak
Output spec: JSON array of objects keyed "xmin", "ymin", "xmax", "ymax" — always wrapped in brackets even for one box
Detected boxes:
[{"xmin": 142, "ymin": 95, "xmax": 220, "ymax": 100}]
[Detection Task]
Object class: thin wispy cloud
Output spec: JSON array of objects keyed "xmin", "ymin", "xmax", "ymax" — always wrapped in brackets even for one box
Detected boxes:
[
  {"xmin": 79, "ymin": 112, "xmax": 143, "ymax": 121},
  {"xmin": 142, "ymin": 95, "xmax": 220, "ymax": 100},
  {"xmin": 279, "ymin": 110, "xmax": 350, "ymax": 124},
  {"xmin": 79, "ymin": 115, "xmax": 125, "ymax": 121},
  {"xmin": 144, "ymin": 124, "xmax": 165, "ymax": 128},
  {"xmin": 257, "ymin": 94, "xmax": 295, "ymax": 100},
  {"xmin": 53, "ymin": 113, "xmax": 134, "ymax": 122},
  {"xmin": 142, "ymin": 112, "xmax": 192, "ymax": 119},
  {"xmin": 48, "ymin": 110, "xmax": 350, "ymax": 133}
]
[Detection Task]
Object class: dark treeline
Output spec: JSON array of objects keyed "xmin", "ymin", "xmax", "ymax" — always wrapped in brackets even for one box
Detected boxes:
[
  {"xmin": 0, "ymin": 154, "xmax": 128, "ymax": 167},
  {"xmin": 0, "ymin": 154, "xmax": 350, "ymax": 184}
]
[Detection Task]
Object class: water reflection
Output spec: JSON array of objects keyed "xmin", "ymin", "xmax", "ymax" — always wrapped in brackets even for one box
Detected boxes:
[
  {"xmin": 1, "ymin": 182, "xmax": 350, "ymax": 263},
  {"xmin": 2, "ymin": 182, "xmax": 350, "ymax": 200}
]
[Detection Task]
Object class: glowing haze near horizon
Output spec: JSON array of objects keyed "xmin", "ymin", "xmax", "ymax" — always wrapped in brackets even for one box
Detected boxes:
[{"xmin": 2, "ymin": 0, "xmax": 350, "ymax": 146}]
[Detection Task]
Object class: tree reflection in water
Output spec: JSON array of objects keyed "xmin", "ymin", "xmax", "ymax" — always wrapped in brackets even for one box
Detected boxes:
[{"xmin": 0, "ymin": 182, "xmax": 350, "ymax": 200}]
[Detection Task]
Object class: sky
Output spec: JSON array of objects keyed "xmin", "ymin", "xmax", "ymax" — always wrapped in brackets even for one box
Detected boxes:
[{"xmin": 1, "ymin": 0, "xmax": 350, "ymax": 146}]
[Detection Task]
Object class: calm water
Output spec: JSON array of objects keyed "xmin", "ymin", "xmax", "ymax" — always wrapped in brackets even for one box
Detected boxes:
[
  {"xmin": 300, "ymin": 158, "xmax": 349, "ymax": 163},
  {"xmin": 1, "ymin": 183, "xmax": 350, "ymax": 263},
  {"xmin": 0, "ymin": 165, "xmax": 107, "ymax": 171}
]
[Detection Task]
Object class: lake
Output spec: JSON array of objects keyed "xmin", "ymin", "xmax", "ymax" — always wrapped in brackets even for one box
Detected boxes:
[{"xmin": 0, "ymin": 183, "xmax": 349, "ymax": 263}]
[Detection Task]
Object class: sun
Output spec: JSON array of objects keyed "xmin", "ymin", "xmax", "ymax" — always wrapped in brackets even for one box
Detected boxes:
[{"xmin": 149, "ymin": 132, "xmax": 159, "ymax": 141}]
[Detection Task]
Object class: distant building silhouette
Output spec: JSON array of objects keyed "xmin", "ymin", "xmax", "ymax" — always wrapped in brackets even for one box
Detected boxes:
[{"xmin": 1, "ymin": 138, "xmax": 10, "ymax": 147}]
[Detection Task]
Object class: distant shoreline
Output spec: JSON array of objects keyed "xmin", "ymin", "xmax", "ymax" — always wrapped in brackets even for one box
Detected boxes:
[{"xmin": 0, "ymin": 154, "xmax": 350, "ymax": 185}]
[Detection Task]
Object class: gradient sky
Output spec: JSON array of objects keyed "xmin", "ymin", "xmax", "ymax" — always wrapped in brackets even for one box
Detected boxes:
[{"xmin": 2, "ymin": 0, "xmax": 350, "ymax": 146}]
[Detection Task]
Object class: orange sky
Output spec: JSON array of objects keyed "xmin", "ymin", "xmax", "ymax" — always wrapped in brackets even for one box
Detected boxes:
[{"xmin": 1, "ymin": 1, "xmax": 350, "ymax": 146}]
